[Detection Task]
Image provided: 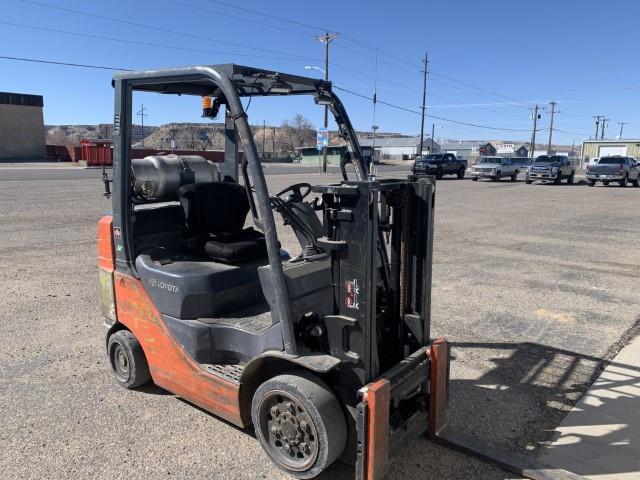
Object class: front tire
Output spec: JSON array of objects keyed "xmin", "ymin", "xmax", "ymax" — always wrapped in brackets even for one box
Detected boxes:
[
  {"xmin": 588, "ymin": 180, "xmax": 595, "ymax": 187},
  {"xmin": 107, "ymin": 330, "xmax": 151, "ymax": 389},
  {"xmin": 492, "ymin": 171, "xmax": 501, "ymax": 182},
  {"xmin": 472, "ymin": 176, "xmax": 478, "ymax": 181},
  {"xmin": 252, "ymin": 372, "xmax": 347, "ymax": 479},
  {"xmin": 511, "ymin": 170, "xmax": 518, "ymax": 182},
  {"xmin": 457, "ymin": 167, "xmax": 466, "ymax": 179},
  {"xmin": 633, "ymin": 175, "xmax": 640, "ymax": 188},
  {"xmin": 567, "ymin": 171, "xmax": 575, "ymax": 184}
]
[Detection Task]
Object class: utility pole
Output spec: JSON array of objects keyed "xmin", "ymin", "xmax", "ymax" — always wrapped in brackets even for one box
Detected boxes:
[
  {"xmin": 272, "ymin": 126, "xmax": 276, "ymax": 155},
  {"xmin": 262, "ymin": 119, "xmax": 266, "ymax": 161},
  {"xmin": 593, "ymin": 116, "xmax": 603, "ymax": 139},
  {"xmin": 618, "ymin": 121, "xmax": 627, "ymax": 139},
  {"xmin": 316, "ymin": 31, "xmax": 339, "ymax": 174},
  {"xmin": 136, "ymin": 104, "xmax": 147, "ymax": 147},
  {"xmin": 418, "ymin": 51, "xmax": 429, "ymax": 157},
  {"xmin": 547, "ymin": 101, "xmax": 556, "ymax": 155},
  {"xmin": 601, "ymin": 117, "xmax": 610, "ymax": 139},
  {"xmin": 370, "ymin": 49, "xmax": 378, "ymax": 175},
  {"xmin": 530, "ymin": 104, "xmax": 539, "ymax": 158},
  {"xmin": 431, "ymin": 123, "xmax": 435, "ymax": 152}
]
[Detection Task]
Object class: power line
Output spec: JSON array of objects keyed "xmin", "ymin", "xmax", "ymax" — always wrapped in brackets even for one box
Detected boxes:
[
  {"xmin": 17, "ymin": 0, "xmax": 313, "ymax": 61},
  {"xmin": 0, "ymin": 54, "xmax": 130, "ymax": 71},
  {"xmin": 333, "ymin": 86, "xmax": 533, "ymax": 132},
  {"xmin": 0, "ymin": 21, "xmax": 301, "ymax": 61},
  {"xmin": 163, "ymin": 0, "xmax": 313, "ymax": 38}
]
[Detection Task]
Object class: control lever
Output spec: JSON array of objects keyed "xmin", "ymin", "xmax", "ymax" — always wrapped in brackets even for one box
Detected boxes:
[{"xmin": 102, "ymin": 165, "xmax": 113, "ymax": 199}]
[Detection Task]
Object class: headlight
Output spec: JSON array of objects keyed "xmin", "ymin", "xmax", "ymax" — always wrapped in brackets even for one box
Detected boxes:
[
  {"xmin": 551, "ymin": 167, "xmax": 558, "ymax": 173},
  {"xmin": 490, "ymin": 168, "xmax": 496, "ymax": 172}
]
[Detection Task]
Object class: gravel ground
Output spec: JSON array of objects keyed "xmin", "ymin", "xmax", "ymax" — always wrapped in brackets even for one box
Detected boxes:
[{"xmin": 1, "ymin": 166, "xmax": 638, "ymax": 479}]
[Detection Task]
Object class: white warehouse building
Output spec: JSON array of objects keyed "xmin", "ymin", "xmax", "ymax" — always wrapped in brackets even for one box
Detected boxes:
[{"xmin": 360, "ymin": 136, "xmax": 439, "ymax": 159}]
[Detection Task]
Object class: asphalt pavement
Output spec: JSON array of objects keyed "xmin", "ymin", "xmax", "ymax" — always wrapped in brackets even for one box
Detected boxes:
[{"xmin": 1, "ymin": 165, "xmax": 638, "ymax": 479}]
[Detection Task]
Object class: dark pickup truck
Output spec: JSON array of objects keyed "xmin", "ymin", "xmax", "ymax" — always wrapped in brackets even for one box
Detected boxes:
[
  {"xmin": 526, "ymin": 155, "xmax": 576, "ymax": 184},
  {"xmin": 586, "ymin": 156, "xmax": 640, "ymax": 187},
  {"xmin": 413, "ymin": 153, "xmax": 467, "ymax": 179}
]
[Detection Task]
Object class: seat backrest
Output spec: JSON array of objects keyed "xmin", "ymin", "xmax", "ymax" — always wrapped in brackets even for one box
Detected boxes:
[{"xmin": 178, "ymin": 182, "xmax": 249, "ymax": 236}]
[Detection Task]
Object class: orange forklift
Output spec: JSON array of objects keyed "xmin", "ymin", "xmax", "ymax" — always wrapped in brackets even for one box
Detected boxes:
[{"xmin": 98, "ymin": 64, "xmax": 449, "ymax": 479}]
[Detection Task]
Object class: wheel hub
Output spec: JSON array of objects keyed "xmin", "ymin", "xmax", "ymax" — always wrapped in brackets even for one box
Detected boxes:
[{"xmin": 259, "ymin": 392, "xmax": 319, "ymax": 471}]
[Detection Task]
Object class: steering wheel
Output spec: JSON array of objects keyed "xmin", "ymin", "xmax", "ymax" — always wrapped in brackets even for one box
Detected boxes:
[{"xmin": 275, "ymin": 182, "xmax": 312, "ymax": 203}]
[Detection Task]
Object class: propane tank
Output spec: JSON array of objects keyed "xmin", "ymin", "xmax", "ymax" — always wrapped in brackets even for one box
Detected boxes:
[{"xmin": 131, "ymin": 155, "xmax": 220, "ymax": 201}]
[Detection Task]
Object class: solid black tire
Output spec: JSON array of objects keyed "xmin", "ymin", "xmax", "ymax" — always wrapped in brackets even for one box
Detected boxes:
[
  {"xmin": 603, "ymin": 181, "xmax": 609, "ymax": 186},
  {"xmin": 554, "ymin": 174, "xmax": 562, "ymax": 185},
  {"xmin": 620, "ymin": 175, "xmax": 628, "ymax": 187},
  {"xmin": 252, "ymin": 372, "xmax": 347, "ymax": 479},
  {"xmin": 457, "ymin": 167, "xmax": 465, "ymax": 179},
  {"xmin": 588, "ymin": 180, "xmax": 595, "ymax": 187},
  {"xmin": 633, "ymin": 176, "xmax": 640, "ymax": 187},
  {"xmin": 107, "ymin": 330, "xmax": 151, "ymax": 389},
  {"xmin": 567, "ymin": 171, "xmax": 575, "ymax": 184},
  {"xmin": 525, "ymin": 179, "xmax": 532, "ymax": 184},
  {"xmin": 492, "ymin": 171, "xmax": 500, "ymax": 182},
  {"xmin": 510, "ymin": 170, "xmax": 518, "ymax": 182},
  {"xmin": 472, "ymin": 177, "xmax": 478, "ymax": 181}
]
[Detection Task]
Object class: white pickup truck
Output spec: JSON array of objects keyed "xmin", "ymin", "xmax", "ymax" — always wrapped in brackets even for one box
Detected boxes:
[{"xmin": 470, "ymin": 156, "xmax": 520, "ymax": 182}]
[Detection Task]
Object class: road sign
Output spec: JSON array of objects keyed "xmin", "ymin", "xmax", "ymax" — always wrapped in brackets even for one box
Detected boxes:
[{"xmin": 317, "ymin": 127, "xmax": 329, "ymax": 151}]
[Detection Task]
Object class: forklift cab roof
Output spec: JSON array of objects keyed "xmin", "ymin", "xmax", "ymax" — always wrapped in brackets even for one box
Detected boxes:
[{"xmin": 113, "ymin": 64, "xmax": 331, "ymax": 98}]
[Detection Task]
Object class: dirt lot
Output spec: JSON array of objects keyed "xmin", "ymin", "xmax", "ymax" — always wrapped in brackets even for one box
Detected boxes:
[{"xmin": 1, "ymin": 166, "xmax": 638, "ymax": 479}]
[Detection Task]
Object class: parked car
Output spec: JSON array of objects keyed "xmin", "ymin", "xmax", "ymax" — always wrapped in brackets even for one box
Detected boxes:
[
  {"xmin": 526, "ymin": 155, "xmax": 575, "ymax": 184},
  {"xmin": 586, "ymin": 156, "xmax": 640, "ymax": 187},
  {"xmin": 470, "ymin": 156, "xmax": 519, "ymax": 182},
  {"xmin": 412, "ymin": 153, "xmax": 467, "ymax": 179}
]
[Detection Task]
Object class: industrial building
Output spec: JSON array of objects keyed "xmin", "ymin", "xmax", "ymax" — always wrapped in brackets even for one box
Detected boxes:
[
  {"xmin": 359, "ymin": 136, "xmax": 439, "ymax": 159},
  {"xmin": 582, "ymin": 139, "xmax": 640, "ymax": 161},
  {"xmin": 0, "ymin": 92, "xmax": 46, "ymax": 159},
  {"xmin": 440, "ymin": 140, "xmax": 496, "ymax": 162}
]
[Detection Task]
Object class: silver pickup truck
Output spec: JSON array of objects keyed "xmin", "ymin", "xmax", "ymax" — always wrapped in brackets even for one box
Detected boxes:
[
  {"xmin": 470, "ymin": 156, "xmax": 519, "ymax": 182},
  {"xmin": 586, "ymin": 156, "xmax": 640, "ymax": 187}
]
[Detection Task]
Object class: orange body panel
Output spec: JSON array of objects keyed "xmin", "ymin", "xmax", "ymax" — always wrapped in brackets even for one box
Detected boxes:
[
  {"xmin": 427, "ymin": 337, "xmax": 449, "ymax": 437},
  {"xmin": 364, "ymin": 379, "xmax": 390, "ymax": 480},
  {"xmin": 97, "ymin": 216, "xmax": 115, "ymax": 272},
  {"xmin": 113, "ymin": 272, "xmax": 246, "ymax": 426},
  {"xmin": 97, "ymin": 215, "xmax": 245, "ymax": 427}
]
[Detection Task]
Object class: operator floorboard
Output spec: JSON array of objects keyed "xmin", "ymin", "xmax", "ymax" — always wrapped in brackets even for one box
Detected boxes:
[{"xmin": 199, "ymin": 303, "xmax": 273, "ymax": 334}]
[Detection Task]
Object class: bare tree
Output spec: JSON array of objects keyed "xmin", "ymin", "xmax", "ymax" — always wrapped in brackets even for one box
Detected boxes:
[{"xmin": 279, "ymin": 114, "xmax": 315, "ymax": 154}]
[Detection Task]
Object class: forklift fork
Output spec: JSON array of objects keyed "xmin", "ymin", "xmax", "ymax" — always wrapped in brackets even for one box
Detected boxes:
[{"xmin": 356, "ymin": 339, "xmax": 450, "ymax": 480}]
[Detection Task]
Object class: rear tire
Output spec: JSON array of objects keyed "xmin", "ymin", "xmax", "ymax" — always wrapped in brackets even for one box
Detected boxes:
[
  {"xmin": 633, "ymin": 176, "xmax": 640, "ymax": 188},
  {"xmin": 525, "ymin": 179, "xmax": 533, "ymax": 184},
  {"xmin": 620, "ymin": 175, "xmax": 628, "ymax": 187},
  {"xmin": 603, "ymin": 181, "xmax": 609, "ymax": 186},
  {"xmin": 252, "ymin": 372, "xmax": 347, "ymax": 479},
  {"xmin": 107, "ymin": 330, "xmax": 151, "ymax": 389},
  {"xmin": 588, "ymin": 180, "xmax": 595, "ymax": 187},
  {"xmin": 457, "ymin": 167, "xmax": 465, "ymax": 179},
  {"xmin": 472, "ymin": 176, "xmax": 478, "ymax": 181}
]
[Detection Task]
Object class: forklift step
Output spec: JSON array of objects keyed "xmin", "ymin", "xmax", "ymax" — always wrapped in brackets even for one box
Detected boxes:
[{"xmin": 200, "ymin": 363, "xmax": 245, "ymax": 383}]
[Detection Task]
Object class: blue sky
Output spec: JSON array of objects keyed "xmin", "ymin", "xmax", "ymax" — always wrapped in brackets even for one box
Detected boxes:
[{"xmin": 1, "ymin": 0, "xmax": 638, "ymax": 144}]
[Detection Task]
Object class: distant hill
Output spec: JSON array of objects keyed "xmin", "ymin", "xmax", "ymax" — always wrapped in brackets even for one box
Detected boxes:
[{"xmin": 44, "ymin": 119, "xmax": 395, "ymax": 153}]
